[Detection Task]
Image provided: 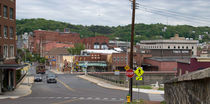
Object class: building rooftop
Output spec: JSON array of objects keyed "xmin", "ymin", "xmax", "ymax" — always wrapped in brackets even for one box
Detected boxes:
[
  {"xmin": 82, "ymin": 49, "xmax": 119, "ymax": 54},
  {"xmin": 47, "ymin": 47, "xmax": 69, "ymax": 55},
  {"xmin": 146, "ymin": 57, "xmax": 191, "ymax": 62}
]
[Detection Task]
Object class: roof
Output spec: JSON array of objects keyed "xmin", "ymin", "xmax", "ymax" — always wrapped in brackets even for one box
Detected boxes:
[
  {"xmin": 47, "ymin": 47, "xmax": 69, "ymax": 55},
  {"xmin": 165, "ymin": 67, "xmax": 210, "ymax": 83},
  {"xmin": 78, "ymin": 61, "xmax": 107, "ymax": 67},
  {"xmin": 82, "ymin": 49, "xmax": 119, "ymax": 54},
  {"xmin": 146, "ymin": 57, "xmax": 191, "ymax": 62},
  {"xmin": 0, "ymin": 64, "xmax": 28, "ymax": 70}
]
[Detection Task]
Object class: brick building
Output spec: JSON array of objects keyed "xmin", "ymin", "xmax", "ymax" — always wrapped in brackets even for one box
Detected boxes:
[
  {"xmin": 177, "ymin": 57, "xmax": 210, "ymax": 75},
  {"xmin": 43, "ymin": 42, "xmax": 74, "ymax": 56},
  {"xmin": 0, "ymin": 0, "xmax": 23, "ymax": 94},
  {"xmin": 111, "ymin": 52, "xmax": 151, "ymax": 71},
  {"xmin": 28, "ymin": 30, "xmax": 81, "ymax": 55},
  {"xmin": 82, "ymin": 36, "xmax": 109, "ymax": 50},
  {"xmin": 143, "ymin": 58, "xmax": 179, "ymax": 71}
]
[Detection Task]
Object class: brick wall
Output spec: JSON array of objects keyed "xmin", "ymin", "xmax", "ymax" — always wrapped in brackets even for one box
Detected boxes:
[
  {"xmin": 0, "ymin": 0, "xmax": 16, "ymax": 64},
  {"xmin": 144, "ymin": 59, "xmax": 177, "ymax": 71}
]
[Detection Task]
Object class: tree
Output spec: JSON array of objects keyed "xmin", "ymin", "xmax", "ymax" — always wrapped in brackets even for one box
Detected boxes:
[{"xmin": 67, "ymin": 43, "xmax": 85, "ymax": 55}]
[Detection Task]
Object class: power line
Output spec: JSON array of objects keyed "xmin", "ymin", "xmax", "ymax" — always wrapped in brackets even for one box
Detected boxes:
[{"xmin": 137, "ymin": 4, "xmax": 210, "ymax": 26}]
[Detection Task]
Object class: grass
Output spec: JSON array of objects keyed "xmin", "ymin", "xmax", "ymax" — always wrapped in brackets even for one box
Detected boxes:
[
  {"xmin": 158, "ymin": 88, "xmax": 164, "ymax": 91},
  {"xmin": 161, "ymin": 101, "xmax": 166, "ymax": 104},
  {"xmin": 133, "ymin": 85, "xmax": 153, "ymax": 89}
]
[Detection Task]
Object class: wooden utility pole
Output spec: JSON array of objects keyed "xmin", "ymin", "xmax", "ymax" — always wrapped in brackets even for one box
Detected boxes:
[{"xmin": 129, "ymin": 0, "xmax": 136, "ymax": 102}]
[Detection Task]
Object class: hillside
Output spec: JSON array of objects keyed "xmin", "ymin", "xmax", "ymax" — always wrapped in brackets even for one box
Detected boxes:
[{"xmin": 16, "ymin": 18, "xmax": 210, "ymax": 43}]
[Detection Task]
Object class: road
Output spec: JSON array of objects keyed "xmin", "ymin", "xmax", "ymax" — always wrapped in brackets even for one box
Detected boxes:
[{"xmin": 0, "ymin": 65, "xmax": 151, "ymax": 104}]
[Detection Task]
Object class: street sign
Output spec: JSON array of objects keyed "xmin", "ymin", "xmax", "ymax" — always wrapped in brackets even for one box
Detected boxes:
[
  {"xmin": 126, "ymin": 69, "xmax": 134, "ymax": 78},
  {"xmin": 51, "ymin": 59, "xmax": 56, "ymax": 61},
  {"xmin": 134, "ymin": 67, "xmax": 144, "ymax": 80},
  {"xmin": 76, "ymin": 61, "xmax": 79, "ymax": 65},
  {"xmin": 114, "ymin": 70, "xmax": 120, "ymax": 75},
  {"xmin": 124, "ymin": 65, "xmax": 130, "ymax": 71}
]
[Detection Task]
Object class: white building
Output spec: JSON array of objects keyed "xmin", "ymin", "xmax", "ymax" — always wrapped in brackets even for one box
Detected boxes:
[{"xmin": 138, "ymin": 34, "xmax": 199, "ymax": 56}]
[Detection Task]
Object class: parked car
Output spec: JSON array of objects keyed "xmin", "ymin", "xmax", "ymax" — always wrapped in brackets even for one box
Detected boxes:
[
  {"xmin": 34, "ymin": 75, "xmax": 42, "ymax": 82},
  {"xmin": 46, "ymin": 74, "xmax": 57, "ymax": 83}
]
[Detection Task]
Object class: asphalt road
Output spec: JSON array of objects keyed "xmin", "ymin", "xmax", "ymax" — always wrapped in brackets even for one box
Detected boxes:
[{"xmin": 0, "ymin": 65, "xmax": 150, "ymax": 104}]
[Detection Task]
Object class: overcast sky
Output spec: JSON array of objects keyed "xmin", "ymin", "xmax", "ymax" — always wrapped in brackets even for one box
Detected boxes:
[{"xmin": 17, "ymin": 0, "xmax": 210, "ymax": 27}]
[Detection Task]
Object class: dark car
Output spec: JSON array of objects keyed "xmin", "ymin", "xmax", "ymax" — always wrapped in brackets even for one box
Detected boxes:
[
  {"xmin": 46, "ymin": 74, "xmax": 57, "ymax": 83},
  {"xmin": 34, "ymin": 75, "xmax": 42, "ymax": 82}
]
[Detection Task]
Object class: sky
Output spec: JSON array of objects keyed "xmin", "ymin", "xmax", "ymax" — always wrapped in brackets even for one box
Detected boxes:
[{"xmin": 16, "ymin": 0, "xmax": 210, "ymax": 27}]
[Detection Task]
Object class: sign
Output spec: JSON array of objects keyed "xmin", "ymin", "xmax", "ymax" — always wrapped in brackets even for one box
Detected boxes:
[
  {"xmin": 114, "ymin": 70, "xmax": 120, "ymax": 75},
  {"xmin": 76, "ymin": 61, "xmax": 79, "ymax": 65},
  {"xmin": 127, "ymin": 96, "xmax": 131, "ymax": 103},
  {"xmin": 51, "ymin": 59, "xmax": 56, "ymax": 61},
  {"xmin": 124, "ymin": 65, "xmax": 130, "ymax": 71},
  {"xmin": 126, "ymin": 69, "xmax": 134, "ymax": 78},
  {"xmin": 134, "ymin": 67, "xmax": 144, "ymax": 80}
]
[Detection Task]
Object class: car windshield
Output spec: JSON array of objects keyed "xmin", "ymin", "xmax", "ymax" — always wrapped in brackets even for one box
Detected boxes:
[{"xmin": 48, "ymin": 74, "xmax": 56, "ymax": 78}]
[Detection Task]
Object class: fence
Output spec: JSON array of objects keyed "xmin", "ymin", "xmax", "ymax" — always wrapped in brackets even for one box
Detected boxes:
[{"xmin": 88, "ymin": 71, "xmax": 176, "ymax": 87}]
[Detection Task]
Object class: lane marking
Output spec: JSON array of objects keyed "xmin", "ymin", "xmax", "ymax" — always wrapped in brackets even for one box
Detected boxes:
[
  {"xmin": 56, "ymin": 78, "xmax": 75, "ymax": 92},
  {"xmin": 52, "ymin": 99, "xmax": 79, "ymax": 104}
]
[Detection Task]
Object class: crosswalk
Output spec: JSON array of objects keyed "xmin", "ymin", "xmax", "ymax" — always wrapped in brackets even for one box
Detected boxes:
[{"xmin": 23, "ymin": 96, "xmax": 125, "ymax": 101}]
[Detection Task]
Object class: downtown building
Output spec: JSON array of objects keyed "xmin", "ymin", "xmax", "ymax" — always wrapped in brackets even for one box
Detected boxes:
[{"xmin": 0, "ymin": 0, "xmax": 24, "ymax": 94}]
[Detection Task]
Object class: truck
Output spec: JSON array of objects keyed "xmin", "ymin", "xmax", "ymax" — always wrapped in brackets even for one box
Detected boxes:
[{"xmin": 36, "ymin": 64, "xmax": 46, "ymax": 74}]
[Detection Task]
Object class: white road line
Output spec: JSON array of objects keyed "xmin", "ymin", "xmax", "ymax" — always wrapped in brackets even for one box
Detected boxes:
[
  {"xmin": 49, "ymin": 97, "xmax": 55, "ymax": 99},
  {"xmin": 111, "ymin": 98, "xmax": 117, "ymax": 100},
  {"xmin": 86, "ymin": 97, "xmax": 92, "ymax": 100},
  {"xmin": 72, "ymin": 97, "xmax": 77, "ymax": 99},
  {"xmin": 64, "ymin": 97, "xmax": 70, "ymax": 99},
  {"xmin": 56, "ymin": 97, "xmax": 62, "ymax": 99},
  {"xmin": 79, "ymin": 97, "xmax": 85, "ymax": 100},
  {"xmin": 119, "ymin": 98, "xmax": 124, "ymax": 101},
  {"xmin": 103, "ymin": 98, "xmax": 108, "ymax": 100},
  {"xmin": 95, "ymin": 97, "xmax": 100, "ymax": 100}
]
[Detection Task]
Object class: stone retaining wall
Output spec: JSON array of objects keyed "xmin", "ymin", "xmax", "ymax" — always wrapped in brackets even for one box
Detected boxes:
[{"xmin": 164, "ymin": 68, "xmax": 210, "ymax": 104}]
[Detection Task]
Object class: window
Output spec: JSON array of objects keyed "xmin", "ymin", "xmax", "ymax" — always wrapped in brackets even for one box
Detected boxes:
[
  {"xmin": 186, "ymin": 46, "xmax": 188, "ymax": 49},
  {"xmin": 9, "ymin": 8, "xmax": 13, "ymax": 19},
  {"xmin": 168, "ymin": 46, "xmax": 170, "ymax": 49},
  {"xmin": 9, "ymin": 27, "xmax": 13, "ymax": 39},
  {"xmin": 117, "ymin": 57, "xmax": 119, "ymax": 62},
  {"xmin": 121, "ymin": 57, "xmax": 123, "ymax": 61},
  {"xmin": 182, "ymin": 46, "xmax": 184, "ymax": 49},
  {"xmin": 4, "ymin": 26, "xmax": 8, "ymax": 38},
  {"xmin": 3, "ymin": 5, "xmax": 8, "ymax": 18},
  {"xmin": 178, "ymin": 46, "xmax": 180, "ymax": 49},
  {"xmin": 113, "ymin": 57, "xmax": 116, "ymax": 61},
  {"xmin": 3, "ymin": 45, "xmax": 8, "ymax": 58},
  {"xmin": 0, "ymin": 4, "xmax": 2, "ymax": 16},
  {"xmin": 10, "ymin": 45, "xmax": 14, "ymax": 57},
  {"xmin": 0, "ymin": 25, "xmax": 1, "ymax": 37},
  {"xmin": 174, "ymin": 46, "xmax": 176, "ymax": 49},
  {"xmin": 192, "ymin": 46, "xmax": 194, "ymax": 49}
]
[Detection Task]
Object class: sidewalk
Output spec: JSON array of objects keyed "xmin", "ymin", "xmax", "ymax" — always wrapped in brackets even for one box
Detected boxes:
[
  {"xmin": 78, "ymin": 75, "xmax": 164, "ymax": 101},
  {"xmin": 0, "ymin": 75, "xmax": 34, "ymax": 99}
]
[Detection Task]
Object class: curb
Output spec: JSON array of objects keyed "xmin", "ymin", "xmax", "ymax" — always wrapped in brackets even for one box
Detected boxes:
[{"xmin": 78, "ymin": 75, "xmax": 164, "ymax": 95}]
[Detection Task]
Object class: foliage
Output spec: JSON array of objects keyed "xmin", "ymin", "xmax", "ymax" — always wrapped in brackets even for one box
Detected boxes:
[
  {"xmin": 16, "ymin": 48, "xmax": 46, "ymax": 63},
  {"xmin": 158, "ymin": 87, "xmax": 164, "ymax": 90},
  {"xmin": 133, "ymin": 85, "xmax": 153, "ymax": 89},
  {"xmin": 67, "ymin": 43, "xmax": 85, "ymax": 55},
  {"xmin": 17, "ymin": 18, "xmax": 210, "ymax": 43}
]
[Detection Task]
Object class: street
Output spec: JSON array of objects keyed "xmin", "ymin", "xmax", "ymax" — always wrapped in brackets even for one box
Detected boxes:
[{"xmin": 0, "ymin": 65, "xmax": 150, "ymax": 104}]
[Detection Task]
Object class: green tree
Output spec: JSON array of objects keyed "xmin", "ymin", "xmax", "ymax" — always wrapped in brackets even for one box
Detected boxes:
[{"xmin": 67, "ymin": 43, "xmax": 85, "ymax": 55}]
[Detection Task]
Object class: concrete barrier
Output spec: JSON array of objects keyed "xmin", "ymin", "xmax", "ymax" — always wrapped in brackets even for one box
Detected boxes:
[{"xmin": 164, "ymin": 68, "xmax": 210, "ymax": 104}]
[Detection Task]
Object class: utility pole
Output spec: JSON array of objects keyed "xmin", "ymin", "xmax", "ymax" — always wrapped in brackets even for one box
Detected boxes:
[{"xmin": 129, "ymin": 0, "xmax": 137, "ymax": 102}]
